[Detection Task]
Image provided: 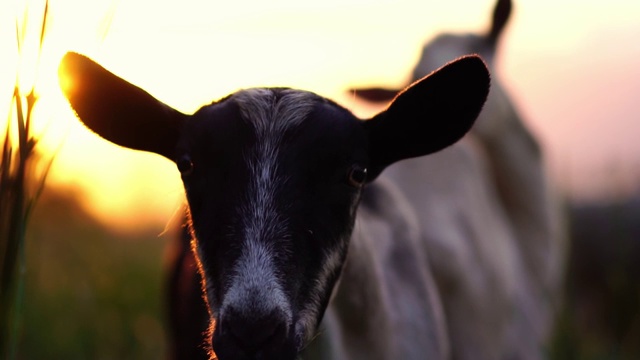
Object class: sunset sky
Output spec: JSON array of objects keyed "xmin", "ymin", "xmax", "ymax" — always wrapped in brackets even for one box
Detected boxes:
[{"xmin": 2, "ymin": 0, "xmax": 639, "ymax": 231}]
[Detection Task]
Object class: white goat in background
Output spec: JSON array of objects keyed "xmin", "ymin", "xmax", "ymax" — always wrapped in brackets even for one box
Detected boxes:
[{"xmin": 352, "ymin": 0, "xmax": 565, "ymax": 358}]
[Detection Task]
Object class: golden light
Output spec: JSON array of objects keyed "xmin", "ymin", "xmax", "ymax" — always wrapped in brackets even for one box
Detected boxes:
[
  {"xmin": 56, "ymin": 61, "xmax": 74, "ymax": 98},
  {"xmin": 2, "ymin": 0, "xmax": 640, "ymax": 231}
]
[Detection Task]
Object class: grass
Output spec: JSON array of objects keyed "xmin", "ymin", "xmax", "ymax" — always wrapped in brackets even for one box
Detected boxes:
[
  {"xmin": 16, "ymin": 191, "xmax": 640, "ymax": 360},
  {"xmin": 0, "ymin": 1, "xmax": 52, "ymax": 357},
  {"xmin": 549, "ymin": 198, "xmax": 640, "ymax": 360},
  {"xmin": 0, "ymin": 1, "xmax": 169, "ymax": 357},
  {"xmin": 19, "ymin": 188, "xmax": 169, "ymax": 359}
]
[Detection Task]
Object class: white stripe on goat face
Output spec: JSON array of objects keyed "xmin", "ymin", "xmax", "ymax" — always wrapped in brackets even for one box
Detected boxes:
[{"xmin": 220, "ymin": 89, "xmax": 316, "ymax": 325}]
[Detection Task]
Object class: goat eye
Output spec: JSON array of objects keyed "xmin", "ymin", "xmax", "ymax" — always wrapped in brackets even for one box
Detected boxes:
[
  {"xmin": 177, "ymin": 156, "xmax": 194, "ymax": 176},
  {"xmin": 347, "ymin": 165, "xmax": 367, "ymax": 187}
]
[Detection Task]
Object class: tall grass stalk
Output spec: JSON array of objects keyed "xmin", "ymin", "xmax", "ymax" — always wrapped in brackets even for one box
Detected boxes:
[{"xmin": 0, "ymin": 1, "xmax": 52, "ymax": 358}]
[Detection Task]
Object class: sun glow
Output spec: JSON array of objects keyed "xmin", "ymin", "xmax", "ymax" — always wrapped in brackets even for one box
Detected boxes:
[{"xmin": 2, "ymin": 0, "xmax": 640, "ymax": 231}]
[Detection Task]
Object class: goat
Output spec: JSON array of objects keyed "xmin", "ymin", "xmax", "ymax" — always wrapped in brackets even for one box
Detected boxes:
[
  {"xmin": 59, "ymin": 52, "xmax": 490, "ymax": 359},
  {"xmin": 351, "ymin": 0, "xmax": 565, "ymax": 358}
]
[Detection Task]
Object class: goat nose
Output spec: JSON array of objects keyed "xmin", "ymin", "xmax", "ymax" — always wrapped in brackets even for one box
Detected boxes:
[{"xmin": 214, "ymin": 306, "xmax": 291, "ymax": 359}]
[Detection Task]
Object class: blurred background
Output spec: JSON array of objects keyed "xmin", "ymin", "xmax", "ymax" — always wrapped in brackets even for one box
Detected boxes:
[{"xmin": 1, "ymin": 0, "xmax": 639, "ymax": 358}]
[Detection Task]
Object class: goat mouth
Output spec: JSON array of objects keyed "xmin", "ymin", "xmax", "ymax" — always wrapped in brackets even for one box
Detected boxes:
[
  {"xmin": 292, "ymin": 321, "xmax": 320, "ymax": 355},
  {"xmin": 294, "ymin": 331, "xmax": 305, "ymax": 352},
  {"xmin": 208, "ymin": 309, "xmax": 301, "ymax": 360}
]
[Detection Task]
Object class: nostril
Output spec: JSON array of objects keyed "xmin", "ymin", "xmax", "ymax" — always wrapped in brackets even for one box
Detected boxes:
[
  {"xmin": 217, "ymin": 308, "xmax": 289, "ymax": 355},
  {"xmin": 228, "ymin": 318, "xmax": 286, "ymax": 352}
]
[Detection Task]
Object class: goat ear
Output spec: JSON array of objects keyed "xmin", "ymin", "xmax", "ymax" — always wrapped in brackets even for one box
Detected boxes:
[
  {"xmin": 58, "ymin": 52, "xmax": 186, "ymax": 160},
  {"xmin": 363, "ymin": 55, "xmax": 490, "ymax": 179},
  {"xmin": 488, "ymin": 0, "xmax": 512, "ymax": 44},
  {"xmin": 350, "ymin": 87, "xmax": 400, "ymax": 103}
]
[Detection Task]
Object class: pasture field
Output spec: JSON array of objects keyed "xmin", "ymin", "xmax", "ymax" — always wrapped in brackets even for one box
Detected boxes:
[
  {"xmin": 19, "ymin": 189, "xmax": 168, "ymax": 359},
  {"xmin": 13, "ymin": 188, "xmax": 639, "ymax": 360}
]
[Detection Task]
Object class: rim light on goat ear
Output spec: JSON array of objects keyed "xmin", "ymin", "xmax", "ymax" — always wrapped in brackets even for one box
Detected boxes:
[
  {"xmin": 58, "ymin": 66, "xmax": 76, "ymax": 99},
  {"xmin": 58, "ymin": 52, "xmax": 189, "ymax": 160}
]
